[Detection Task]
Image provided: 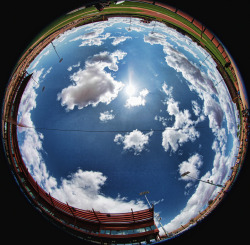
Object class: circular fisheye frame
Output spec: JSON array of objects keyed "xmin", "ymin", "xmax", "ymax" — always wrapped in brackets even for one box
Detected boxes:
[{"xmin": 1, "ymin": 1, "xmax": 248, "ymax": 244}]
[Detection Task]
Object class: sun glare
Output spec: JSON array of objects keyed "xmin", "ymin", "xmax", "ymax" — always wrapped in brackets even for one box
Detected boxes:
[{"xmin": 126, "ymin": 84, "xmax": 136, "ymax": 95}]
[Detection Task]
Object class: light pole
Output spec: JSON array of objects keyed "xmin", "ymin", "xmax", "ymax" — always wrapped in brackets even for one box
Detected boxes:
[
  {"xmin": 51, "ymin": 42, "xmax": 63, "ymax": 63},
  {"xmin": 139, "ymin": 191, "xmax": 151, "ymax": 207},
  {"xmin": 181, "ymin": 171, "xmax": 224, "ymax": 188},
  {"xmin": 139, "ymin": 191, "xmax": 169, "ymax": 238},
  {"xmin": 151, "ymin": 21, "xmax": 156, "ymax": 34}
]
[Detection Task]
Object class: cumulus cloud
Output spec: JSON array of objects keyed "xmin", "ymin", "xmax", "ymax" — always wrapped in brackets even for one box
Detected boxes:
[
  {"xmin": 57, "ymin": 50, "xmax": 126, "ymax": 111},
  {"xmin": 86, "ymin": 50, "xmax": 127, "ymax": 71},
  {"xmin": 164, "ymin": 47, "xmax": 217, "ymax": 95},
  {"xmin": 160, "ymin": 92, "xmax": 200, "ymax": 152},
  {"xmin": 30, "ymin": 49, "xmax": 50, "ymax": 71},
  {"xmin": 162, "ymin": 127, "xmax": 200, "ymax": 153},
  {"xmin": 179, "ymin": 153, "xmax": 203, "ymax": 181},
  {"xmin": 99, "ymin": 110, "xmax": 115, "ymax": 122},
  {"xmin": 18, "ymin": 69, "xmax": 44, "ymax": 130},
  {"xmin": 144, "ymin": 32, "xmax": 233, "ymax": 155},
  {"xmin": 144, "ymin": 32, "xmax": 232, "ymax": 141},
  {"xmin": 145, "ymin": 32, "xmax": 217, "ymax": 95},
  {"xmin": 18, "ymin": 18, "xmax": 240, "ymax": 234},
  {"xmin": 162, "ymin": 170, "xmax": 214, "ymax": 233},
  {"xmin": 125, "ymin": 88, "xmax": 149, "ymax": 108},
  {"xmin": 111, "ymin": 36, "xmax": 132, "ymax": 46},
  {"xmin": 142, "ymin": 21, "xmax": 240, "ymax": 236},
  {"xmin": 144, "ymin": 32, "xmax": 168, "ymax": 46},
  {"xmin": 17, "ymin": 69, "xmax": 148, "ymax": 213},
  {"xmin": 18, "ymin": 69, "xmax": 57, "ymax": 193},
  {"xmin": 161, "ymin": 82, "xmax": 173, "ymax": 97},
  {"xmin": 125, "ymin": 26, "xmax": 143, "ymax": 32},
  {"xmin": 50, "ymin": 169, "xmax": 148, "ymax": 213},
  {"xmin": 145, "ymin": 30, "xmax": 241, "ymax": 235},
  {"xmin": 163, "ymin": 135, "xmax": 239, "ymax": 234},
  {"xmin": 203, "ymin": 93, "xmax": 224, "ymax": 129},
  {"xmin": 67, "ymin": 61, "xmax": 80, "ymax": 71},
  {"xmin": 70, "ymin": 28, "xmax": 111, "ymax": 47},
  {"xmin": 191, "ymin": 100, "xmax": 201, "ymax": 117},
  {"xmin": 20, "ymin": 129, "xmax": 148, "ymax": 212},
  {"xmin": 114, "ymin": 129, "xmax": 153, "ymax": 155}
]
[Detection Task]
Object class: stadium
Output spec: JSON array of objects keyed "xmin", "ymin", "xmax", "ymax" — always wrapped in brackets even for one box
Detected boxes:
[{"xmin": 1, "ymin": 1, "xmax": 249, "ymax": 244}]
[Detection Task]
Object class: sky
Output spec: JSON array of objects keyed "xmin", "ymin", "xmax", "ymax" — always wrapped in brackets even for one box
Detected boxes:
[{"xmin": 17, "ymin": 16, "xmax": 240, "ymax": 235}]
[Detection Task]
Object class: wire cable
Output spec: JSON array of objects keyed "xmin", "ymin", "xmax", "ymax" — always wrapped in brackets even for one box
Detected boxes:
[{"xmin": 16, "ymin": 123, "xmax": 208, "ymax": 133}]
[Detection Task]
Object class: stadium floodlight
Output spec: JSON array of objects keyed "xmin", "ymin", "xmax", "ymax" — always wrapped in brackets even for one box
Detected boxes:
[
  {"xmin": 139, "ymin": 191, "xmax": 151, "ymax": 208},
  {"xmin": 51, "ymin": 42, "xmax": 63, "ymax": 63},
  {"xmin": 139, "ymin": 191, "xmax": 169, "ymax": 237},
  {"xmin": 151, "ymin": 21, "xmax": 156, "ymax": 34},
  {"xmin": 181, "ymin": 171, "xmax": 190, "ymax": 177},
  {"xmin": 181, "ymin": 171, "xmax": 224, "ymax": 188},
  {"xmin": 139, "ymin": 191, "xmax": 150, "ymax": 196}
]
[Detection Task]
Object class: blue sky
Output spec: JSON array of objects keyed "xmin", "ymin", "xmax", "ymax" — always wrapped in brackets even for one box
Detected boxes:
[{"xmin": 17, "ymin": 17, "xmax": 240, "ymax": 234}]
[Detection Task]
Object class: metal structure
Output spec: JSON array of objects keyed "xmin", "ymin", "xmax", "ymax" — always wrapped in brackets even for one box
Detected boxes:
[
  {"xmin": 181, "ymin": 171, "xmax": 224, "ymax": 188},
  {"xmin": 51, "ymin": 42, "xmax": 63, "ymax": 63},
  {"xmin": 139, "ymin": 191, "xmax": 168, "ymax": 237}
]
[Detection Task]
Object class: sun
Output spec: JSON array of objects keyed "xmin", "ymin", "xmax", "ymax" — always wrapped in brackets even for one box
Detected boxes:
[{"xmin": 125, "ymin": 84, "xmax": 136, "ymax": 95}]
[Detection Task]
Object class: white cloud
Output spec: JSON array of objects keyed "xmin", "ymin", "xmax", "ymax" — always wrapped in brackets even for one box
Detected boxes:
[
  {"xmin": 20, "ymin": 129, "xmax": 148, "ymax": 213},
  {"xmin": 54, "ymin": 27, "xmax": 84, "ymax": 44},
  {"xmin": 203, "ymin": 93, "xmax": 224, "ymax": 129},
  {"xmin": 162, "ymin": 82, "xmax": 173, "ymax": 97},
  {"xmin": 29, "ymin": 50, "xmax": 50, "ymax": 71},
  {"xmin": 57, "ymin": 50, "xmax": 126, "ymax": 111},
  {"xmin": 164, "ymin": 47, "xmax": 217, "ymax": 95},
  {"xmin": 114, "ymin": 129, "xmax": 153, "ymax": 155},
  {"xmin": 161, "ymin": 95, "xmax": 200, "ymax": 153},
  {"xmin": 86, "ymin": 50, "xmax": 127, "ymax": 71},
  {"xmin": 162, "ymin": 127, "xmax": 200, "ymax": 153},
  {"xmin": 50, "ymin": 169, "xmax": 148, "ymax": 213},
  {"xmin": 125, "ymin": 88, "xmax": 149, "ymax": 108},
  {"xmin": 142, "ymin": 22, "xmax": 240, "ymax": 236},
  {"xmin": 144, "ymin": 32, "xmax": 168, "ymax": 46},
  {"xmin": 19, "ymin": 19, "xmax": 241, "ymax": 234},
  {"xmin": 111, "ymin": 36, "xmax": 132, "ymax": 46},
  {"xmin": 99, "ymin": 110, "xmax": 115, "ymax": 122},
  {"xmin": 67, "ymin": 61, "xmax": 80, "ymax": 71},
  {"xmin": 191, "ymin": 100, "xmax": 201, "ymax": 117},
  {"xmin": 163, "ymin": 135, "xmax": 239, "ymax": 234},
  {"xmin": 42, "ymin": 66, "xmax": 53, "ymax": 79},
  {"xmin": 18, "ymin": 69, "xmax": 148, "ymax": 213},
  {"xmin": 70, "ymin": 27, "xmax": 111, "ymax": 47},
  {"xmin": 162, "ymin": 170, "xmax": 214, "ymax": 234},
  {"xmin": 18, "ymin": 69, "xmax": 58, "ymax": 193},
  {"xmin": 18, "ymin": 69, "xmax": 43, "ymax": 130},
  {"xmin": 144, "ymin": 32, "xmax": 218, "ymax": 96},
  {"xmin": 144, "ymin": 32, "xmax": 235, "ymax": 155},
  {"xmin": 125, "ymin": 26, "xmax": 143, "ymax": 32},
  {"xmin": 179, "ymin": 153, "xmax": 203, "ymax": 181}
]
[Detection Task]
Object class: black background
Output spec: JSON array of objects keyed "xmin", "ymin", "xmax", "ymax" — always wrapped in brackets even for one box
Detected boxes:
[{"xmin": 1, "ymin": 1, "xmax": 249, "ymax": 244}]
